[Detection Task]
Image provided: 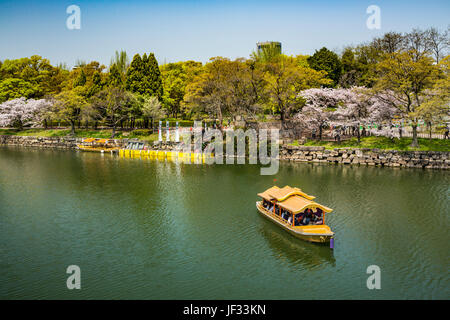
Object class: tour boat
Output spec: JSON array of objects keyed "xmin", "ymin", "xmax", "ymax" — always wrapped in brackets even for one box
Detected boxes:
[
  {"xmin": 256, "ymin": 186, "xmax": 334, "ymax": 243},
  {"xmin": 77, "ymin": 138, "xmax": 119, "ymax": 152}
]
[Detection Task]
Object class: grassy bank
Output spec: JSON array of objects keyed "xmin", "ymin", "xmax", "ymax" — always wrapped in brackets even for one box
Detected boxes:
[
  {"xmin": 0, "ymin": 128, "xmax": 159, "ymax": 143},
  {"xmin": 2, "ymin": 129, "xmax": 449, "ymax": 151},
  {"xmin": 290, "ymin": 136, "xmax": 450, "ymax": 152}
]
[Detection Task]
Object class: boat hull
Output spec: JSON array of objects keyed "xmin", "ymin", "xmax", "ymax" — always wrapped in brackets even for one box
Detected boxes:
[
  {"xmin": 77, "ymin": 145, "xmax": 119, "ymax": 153},
  {"xmin": 256, "ymin": 201, "xmax": 334, "ymax": 243}
]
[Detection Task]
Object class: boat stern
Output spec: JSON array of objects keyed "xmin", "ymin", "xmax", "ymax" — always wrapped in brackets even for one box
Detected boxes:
[{"xmin": 295, "ymin": 225, "xmax": 334, "ymax": 243}]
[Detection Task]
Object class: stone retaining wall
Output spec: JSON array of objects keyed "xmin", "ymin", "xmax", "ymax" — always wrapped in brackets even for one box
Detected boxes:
[
  {"xmin": 0, "ymin": 135, "xmax": 125, "ymax": 149},
  {"xmin": 1, "ymin": 135, "xmax": 448, "ymax": 169},
  {"xmin": 281, "ymin": 145, "xmax": 449, "ymax": 169}
]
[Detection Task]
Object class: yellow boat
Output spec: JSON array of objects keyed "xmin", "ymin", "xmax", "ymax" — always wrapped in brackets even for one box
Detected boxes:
[
  {"xmin": 256, "ymin": 186, "xmax": 334, "ymax": 244},
  {"xmin": 77, "ymin": 138, "xmax": 119, "ymax": 152}
]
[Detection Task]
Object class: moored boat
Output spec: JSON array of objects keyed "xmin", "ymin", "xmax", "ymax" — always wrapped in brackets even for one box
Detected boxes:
[
  {"xmin": 256, "ymin": 186, "xmax": 334, "ymax": 243},
  {"xmin": 77, "ymin": 138, "xmax": 119, "ymax": 152}
]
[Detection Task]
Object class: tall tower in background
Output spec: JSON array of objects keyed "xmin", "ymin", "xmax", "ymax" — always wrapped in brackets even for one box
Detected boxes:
[{"xmin": 256, "ymin": 41, "xmax": 282, "ymax": 54}]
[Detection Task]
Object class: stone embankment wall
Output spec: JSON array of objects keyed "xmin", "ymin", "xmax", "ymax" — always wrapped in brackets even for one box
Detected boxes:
[
  {"xmin": 1, "ymin": 135, "xmax": 448, "ymax": 169},
  {"xmin": 0, "ymin": 135, "xmax": 125, "ymax": 149},
  {"xmin": 281, "ymin": 145, "xmax": 449, "ymax": 169}
]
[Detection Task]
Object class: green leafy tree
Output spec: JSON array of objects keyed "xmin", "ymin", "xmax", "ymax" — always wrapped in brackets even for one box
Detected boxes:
[
  {"xmin": 263, "ymin": 55, "xmax": 332, "ymax": 122},
  {"xmin": 86, "ymin": 71, "xmax": 106, "ymax": 98},
  {"xmin": 0, "ymin": 55, "xmax": 69, "ymax": 101},
  {"xmin": 0, "ymin": 78, "xmax": 39, "ymax": 102},
  {"xmin": 66, "ymin": 61, "xmax": 106, "ymax": 98},
  {"xmin": 54, "ymin": 88, "xmax": 87, "ymax": 135},
  {"xmin": 73, "ymin": 69, "xmax": 86, "ymax": 87},
  {"xmin": 374, "ymin": 50, "xmax": 440, "ymax": 147},
  {"xmin": 415, "ymin": 55, "xmax": 450, "ymax": 138},
  {"xmin": 92, "ymin": 87, "xmax": 135, "ymax": 137},
  {"xmin": 161, "ymin": 61, "xmax": 203, "ymax": 118},
  {"xmin": 142, "ymin": 95, "xmax": 167, "ymax": 129},
  {"xmin": 307, "ymin": 47, "xmax": 342, "ymax": 87},
  {"xmin": 184, "ymin": 57, "xmax": 263, "ymax": 128}
]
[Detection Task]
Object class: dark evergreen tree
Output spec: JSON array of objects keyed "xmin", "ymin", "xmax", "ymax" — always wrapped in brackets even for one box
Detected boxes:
[
  {"xmin": 339, "ymin": 47, "xmax": 359, "ymax": 88},
  {"xmin": 124, "ymin": 52, "xmax": 163, "ymax": 98},
  {"xmin": 87, "ymin": 71, "xmax": 104, "ymax": 97},
  {"xmin": 307, "ymin": 47, "xmax": 342, "ymax": 87},
  {"xmin": 125, "ymin": 54, "xmax": 143, "ymax": 93},
  {"xmin": 144, "ymin": 53, "xmax": 163, "ymax": 99},
  {"xmin": 108, "ymin": 64, "xmax": 123, "ymax": 88}
]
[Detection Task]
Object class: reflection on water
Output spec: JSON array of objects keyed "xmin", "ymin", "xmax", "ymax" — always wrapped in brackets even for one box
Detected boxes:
[
  {"xmin": 258, "ymin": 220, "xmax": 336, "ymax": 270},
  {"xmin": 0, "ymin": 146, "xmax": 449, "ymax": 299}
]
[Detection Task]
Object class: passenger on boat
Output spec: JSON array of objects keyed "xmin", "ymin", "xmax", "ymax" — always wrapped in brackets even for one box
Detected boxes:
[
  {"xmin": 294, "ymin": 214, "xmax": 302, "ymax": 226},
  {"xmin": 313, "ymin": 208, "xmax": 323, "ymax": 224},
  {"xmin": 301, "ymin": 209, "xmax": 313, "ymax": 225},
  {"xmin": 302, "ymin": 216, "xmax": 310, "ymax": 225},
  {"xmin": 287, "ymin": 215, "xmax": 293, "ymax": 225}
]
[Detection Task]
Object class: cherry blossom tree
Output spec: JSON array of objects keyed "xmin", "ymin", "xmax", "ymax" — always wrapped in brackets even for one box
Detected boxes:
[
  {"xmin": 0, "ymin": 97, "xmax": 53, "ymax": 130},
  {"xmin": 296, "ymin": 87, "xmax": 360, "ymax": 140},
  {"xmin": 296, "ymin": 87, "xmax": 400, "ymax": 142}
]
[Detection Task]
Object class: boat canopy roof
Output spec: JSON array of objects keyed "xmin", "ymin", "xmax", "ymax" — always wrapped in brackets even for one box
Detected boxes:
[
  {"xmin": 258, "ymin": 185, "xmax": 333, "ymax": 214},
  {"xmin": 83, "ymin": 138, "xmax": 109, "ymax": 144}
]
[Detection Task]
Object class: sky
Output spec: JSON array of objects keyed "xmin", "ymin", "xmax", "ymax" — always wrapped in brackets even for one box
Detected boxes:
[{"xmin": 0, "ymin": 0, "xmax": 449, "ymax": 67}]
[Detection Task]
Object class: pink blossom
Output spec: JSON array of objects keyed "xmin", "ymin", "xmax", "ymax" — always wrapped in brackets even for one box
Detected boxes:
[{"xmin": 0, "ymin": 98, "xmax": 53, "ymax": 128}]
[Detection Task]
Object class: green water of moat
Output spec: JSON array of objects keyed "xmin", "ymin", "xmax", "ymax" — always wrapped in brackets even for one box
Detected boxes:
[{"xmin": 0, "ymin": 147, "xmax": 449, "ymax": 299}]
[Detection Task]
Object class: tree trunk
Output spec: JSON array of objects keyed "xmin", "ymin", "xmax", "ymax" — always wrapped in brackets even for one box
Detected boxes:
[
  {"xmin": 318, "ymin": 125, "xmax": 322, "ymax": 141},
  {"xmin": 357, "ymin": 125, "xmax": 361, "ymax": 144},
  {"xmin": 217, "ymin": 107, "xmax": 224, "ymax": 133},
  {"xmin": 70, "ymin": 120, "xmax": 75, "ymax": 136},
  {"xmin": 411, "ymin": 124, "xmax": 419, "ymax": 148},
  {"xmin": 111, "ymin": 125, "xmax": 116, "ymax": 139},
  {"xmin": 43, "ymin": 119, "xmax": 48, "ymax": 130},
  {"xmin": 280, "ymin": 109, "xmax": 285, "ymax": 124},
  {"xmin": 428, "ymin": 122, "xmax": 432, "ymax": 140}
]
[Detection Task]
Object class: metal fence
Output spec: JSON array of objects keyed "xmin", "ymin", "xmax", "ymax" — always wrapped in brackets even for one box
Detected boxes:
[
  {"xmin": 321, "ymin": 128, "xmax": 448, "ymax": 141},
  {"xmin": 400, "ymin": 131, "xmax": 447, "ymax": 140}
]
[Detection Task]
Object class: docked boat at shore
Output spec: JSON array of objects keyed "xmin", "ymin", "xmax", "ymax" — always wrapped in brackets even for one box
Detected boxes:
[
  {"xmin": 256, "ymin": 186, "xmax": 334, "ymax": 243},
  {"xmin": 77, "ymin": 138, "xmax": 119, "ymax": 152}
]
